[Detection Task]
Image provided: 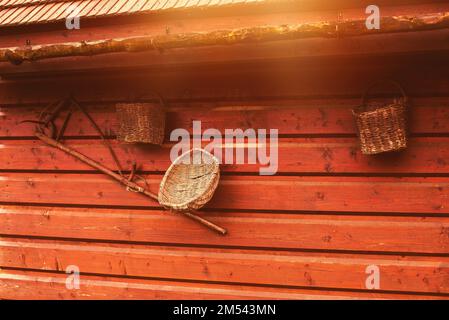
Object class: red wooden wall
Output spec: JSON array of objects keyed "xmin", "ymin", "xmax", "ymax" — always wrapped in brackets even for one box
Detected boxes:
[
  {"xmin": 0, "ymin": 51, "xmax": 448, "ymax": 299},
  {"xmin": 0, "ymin": 0, "xmax": 449, "ymax": 299}
]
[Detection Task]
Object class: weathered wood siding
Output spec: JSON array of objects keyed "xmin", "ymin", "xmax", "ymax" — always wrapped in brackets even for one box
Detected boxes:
[
  {"xmin": 0, "ymin": 0, "xmax": 448, "ymax": 300},
  {"xmin": 1, "ymin": 53, "xmax": 448, "ymax": 299}
]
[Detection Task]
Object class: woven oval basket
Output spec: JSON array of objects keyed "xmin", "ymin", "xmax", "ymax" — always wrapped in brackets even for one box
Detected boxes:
[
  {"xmin": 158, "ymin": 148, "xmax": 220, "ymax": 212},
  {"xmin": 116, "ymin": 103, "xmax": 165, "ymax": 145},
  {"xmin": 353, "ymin": 80, "xmax": 408, "ymax": 155}
]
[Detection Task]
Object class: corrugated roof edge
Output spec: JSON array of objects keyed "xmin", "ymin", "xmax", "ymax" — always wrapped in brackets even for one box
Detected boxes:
[
  {"xmin": 0, "ymin": 0, "xmax": 285, "ymax": 28},
  {"xmin": 0, "ymin": 0, "xmax": 65, "ymax": 10}
]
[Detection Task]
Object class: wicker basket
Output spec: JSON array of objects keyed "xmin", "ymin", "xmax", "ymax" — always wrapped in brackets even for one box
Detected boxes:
[
  {"xmin": 116, "ymin": 102, "xmax": 165, "ymax": 145},
  {"xmin": 158, "ymin": 148, "xmax": 220, "ymax": 212},
  {"xmin": 353, "ymin": 80, "xmax": 408, "ymax": 155}
]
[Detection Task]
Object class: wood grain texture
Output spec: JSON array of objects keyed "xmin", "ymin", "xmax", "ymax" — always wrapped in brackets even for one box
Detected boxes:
[
  {"xmin": 2, "ymin": 137, "xmax": 449, "ymax": 174},
  {"xmin": 0, "ymin": 58, "xmax": 447, "ymax": 104},
  {"xmin": 3, "ymin": 12, "xmax": 449, "ymax": 65},
  {"xmin": 1, "ymin": 98, "xmax": 449, "ymax": 138},
  {"xmin": 0, "ymin": 3, "xmax": 445, "ymax": 69},
  {"xmin": 1, "ymin": 238, "xmax": 449, "ymax": 293},
  {"xmin": 2, "ymin": 30, "xmax": 449, "ymax": 78},
  {"xmin": 1, "ymin": 21, "xmax": 448, "ymax": 300},
  {"xmin": 1, "ymin": 206, "xmax": 448, "ymax": 254},
  {"xmin": 2, "ymin": 269, "xmax": 447, "ymax": 300},
  {"xmin": 1, "ymin": 174, "xmax": 448, "ymax": 214}
]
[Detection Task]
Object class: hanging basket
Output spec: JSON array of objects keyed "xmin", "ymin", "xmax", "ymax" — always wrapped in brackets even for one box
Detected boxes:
[
  {"xmin": 353, "ymin": 80, "xmax": 408, "ymax": 155},
  {"xmin": 158, "ymin": 148, "xmax": 220, "ymax": 212},
  {"xmin": 116, "ymin": 102, "xmax": 166, "ymax": 145}
]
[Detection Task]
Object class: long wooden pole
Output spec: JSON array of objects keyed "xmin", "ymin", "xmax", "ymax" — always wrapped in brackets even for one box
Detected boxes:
[
  {"xmin": 2, "ymin": 12, "xmax": 449, "ymax": 65},
  {"xmin": 35, "ymin": 132, "xmax": 227, "ymax": 235}
]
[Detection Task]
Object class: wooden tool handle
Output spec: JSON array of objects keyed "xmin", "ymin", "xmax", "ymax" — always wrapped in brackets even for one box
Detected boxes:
[
  {"xmin": 183, "ymin": 211, "xmax": 227, "ymax": 236},
  {"xmin": 36, "ymin": 132, "xmax": 228, "ymax": 236}
]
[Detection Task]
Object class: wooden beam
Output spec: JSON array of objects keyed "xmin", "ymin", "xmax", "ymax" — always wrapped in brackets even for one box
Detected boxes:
[
  {"xmin": 2, "ymin": 29, "xmax": 449, "ymax": 77},
  {"xmin": 1, "ymin": 174, "xmax": 448, "ymax": 214},
  {"xmin": 2, "ymin": 98, "xmax": 448, "ymax": 137},
  {"xmin": 0, "ymin": 58, "xmax": 447, "ymax": 101},
  {"xmin": 3, "ymin": 137, "xmax": 449, "ymax": 174},
  {"xmin": 1, "ymin": 205, "xmax": 448, "ymax": 254},
  {"xmin": 1, "ymin": 11, "xmax": 448, "ymax": 66},
  {"xmin": 2, "ymin": 269, "xmax": 445, "ymax": 299},
  {"xmin": 2, "ymin": 237, "xmax": 449, "ymax": 293}
]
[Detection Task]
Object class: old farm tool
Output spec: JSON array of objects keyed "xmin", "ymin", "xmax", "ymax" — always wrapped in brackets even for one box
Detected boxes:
[{"xmin": 30, "ymin": 97, "xmax": 227, "ymax": 235}]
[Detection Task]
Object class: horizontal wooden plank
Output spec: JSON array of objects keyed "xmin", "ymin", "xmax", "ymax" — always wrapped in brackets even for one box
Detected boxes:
[
  {"xmin": 0, "ymin": 57, "xmax": 447, "ymax": 105},
  {"xmin": 1, "ymin": 98, "xmax": 449, "ymax": 138},
  {"xmin": 2, "ymin": 238, "xmax": 449, "ymax": 293},
  {"xmin": 1, "ymin": 206, "xmax": 448, "ymax": 254},
  {"xmin": 2, "ymin": 137, "xmax": 449, "ymax": 174},
  {"xmin": 0, "ymin": 174, "xmax": 448, "ymax": 214},
  {"xmin": 2, "ymin": 270, "xmax": 445, "ymax": 300}
]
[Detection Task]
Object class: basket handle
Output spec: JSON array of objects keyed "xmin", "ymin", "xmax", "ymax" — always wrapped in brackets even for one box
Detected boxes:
[{"xmin": 361, "ymin": 80, "xmax": 408, "ymax": 107}]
